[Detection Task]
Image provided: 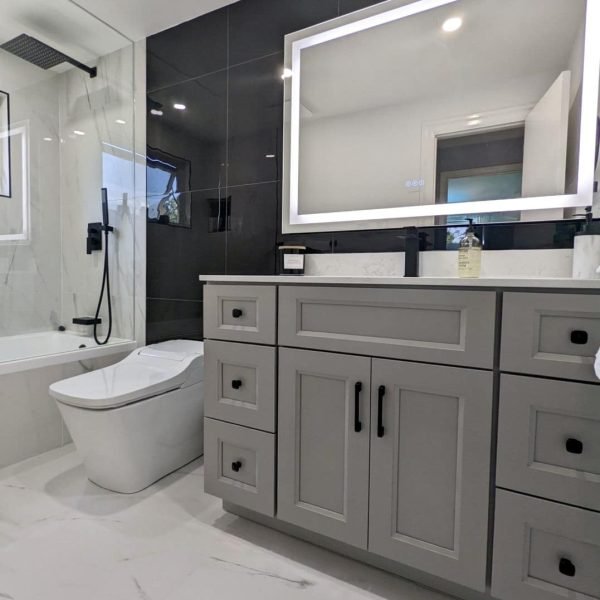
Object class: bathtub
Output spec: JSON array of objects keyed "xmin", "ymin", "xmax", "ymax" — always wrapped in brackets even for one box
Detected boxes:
[
  {"xmin": 0, "ymin": 330, "xmax": 137, "ymax": 376},
  {"xmin": 0, "ymin": 330, "xmax": 137, "ymax": 468}
]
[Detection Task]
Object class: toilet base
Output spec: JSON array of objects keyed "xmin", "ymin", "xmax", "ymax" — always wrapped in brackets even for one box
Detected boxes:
[{"xmin": 57, "ymin": 383, "xmax": 204, "ymax": 494}]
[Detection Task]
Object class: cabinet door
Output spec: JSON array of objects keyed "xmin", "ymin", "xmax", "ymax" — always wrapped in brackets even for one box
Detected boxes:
[
  {"xmin": 278, "ymin": 348, "xmax": 371, "ymax": 549},
  {"xmin": 369, "ymin": 359, "xmax": 493, "ymax": 592}
]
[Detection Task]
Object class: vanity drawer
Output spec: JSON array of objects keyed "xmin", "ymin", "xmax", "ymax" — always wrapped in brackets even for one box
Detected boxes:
[
  {"xmin": 492, "ymin": 489, "xmax": 600, "ymax": 600},
  {"xmin": 278, "ymin": 286, "xmax": 496, "ymax": 368},
  {"xmin": 497, "ymin": 375, "xmax": 600, "ymax": 511},
  {"xmin": 204, "ymin": 418, "xmax": 275, "ymax": 517},
  {"xmin": 204, "ymin": 285, "xmax": 276, "ymax": 345},
  {"xmin": 204, "ymin": 340, "xmax": 276, "ymax": 432},
  {"xmin": 501, "ymin": 292, "xmax": 600, "ymax": 382}
]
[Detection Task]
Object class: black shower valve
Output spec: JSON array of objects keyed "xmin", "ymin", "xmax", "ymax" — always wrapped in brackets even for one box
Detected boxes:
[{"xmin": 87, "ymin": 222, "xmax": 103, "ymax": 254}]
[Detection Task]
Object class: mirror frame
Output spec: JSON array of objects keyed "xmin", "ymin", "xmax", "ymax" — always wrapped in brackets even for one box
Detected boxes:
[
  {"xmin": 0, "ymin": 90, "xmax": 11, "ymax": 199},
  {"xmin": 282, "ymin": 0, "xmax": 600, "ymax": 233}
]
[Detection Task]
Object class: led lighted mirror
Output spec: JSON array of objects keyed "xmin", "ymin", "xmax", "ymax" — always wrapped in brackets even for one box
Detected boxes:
[
  {"xmin": 282, "ymin": 0, "xmax": 600, "ymax": 233},
  {"xmin": 0, "ymin": 91, "xmax": 10, "ymax": 198},
  {"xmin": 0, "ymin": 123, "xmax": 29, "ymax": 242}
]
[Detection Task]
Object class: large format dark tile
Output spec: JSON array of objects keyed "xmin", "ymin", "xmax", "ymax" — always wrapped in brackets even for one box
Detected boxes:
[
  {"xmin": 227, "ymin": 53, "xmax": 284, "ymax": 187},
  {"xmin": 338, "ymin": 0, "xmax": 389, "ymax": 16},
  {"xmin": 331, "ymin": 227, "xmax": 440, "ymax": 253},
  {"xmin": 147, "ymin": 7, "xmax": 228, "ymax": 91},
  {"xmin": 228, "ymin": 0, "xmax": 338, "ymax": 65},
  {"xmin": 226, "ymin": 182, "xmax": 279, "ymax": 274},
  {"xmin": 147, "ymin": 70, "xmax": 227, "ymax": 192},
  {"xmin": 277, "ymin": 231, "xmax": 334, "ymax": 254},
  {"xmin": 147, "ymin": 190, "xmax": 227, "ymax": 300},
  {"xmin": 146, "ymin": 298, "xmax": 204, "ymax": 343}
]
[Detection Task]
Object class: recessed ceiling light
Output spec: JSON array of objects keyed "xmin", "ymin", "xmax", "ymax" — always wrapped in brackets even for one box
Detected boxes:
[
  {"xmin": 173, "ymin": 103, "xmax": 186, "ymax": 110},
  {"xmin": 468, "ymin": 114, "xmax": 480, "ymax": 119},
  {"xmin": 468, "ymin": 119, "xmax": 482, "ymax": 126},
  {"xmin": 73, "ymin": 130, "xmax": 85, "ymax": 136},
  {"xmin": 115, "ymin": 119, "xmax": 126, "ymax": 125},
  {"xmin": 43, "ymin": 137, "xmax": 53, "ymax": 142},
  {"xmin": 442, "ymin": 17, "xmax": 463, "ymax": 32},
  {"xmin": 281, "ymin": 68, "xmax": 293, "ymax": 80},
  {"xmin": 150, "ymin": 109, "xmax": 163, "ymax": 116}
]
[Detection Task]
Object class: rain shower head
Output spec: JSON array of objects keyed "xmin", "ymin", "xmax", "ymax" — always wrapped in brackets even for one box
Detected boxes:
[{"xmin": 0, "ymin": 34, "xmax": 97, "ymax": 78}]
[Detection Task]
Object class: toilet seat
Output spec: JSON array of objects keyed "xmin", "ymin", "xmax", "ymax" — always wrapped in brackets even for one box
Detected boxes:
[{"xmin": 49, "ymin": 340, "xmax": 204, "ymax": 410}]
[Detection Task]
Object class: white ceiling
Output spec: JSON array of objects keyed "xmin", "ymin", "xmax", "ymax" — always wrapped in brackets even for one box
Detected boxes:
[
  {"xmin": 69, "ymin": 0, "xmax": 239, "ymax": 41},
  {"xmin": 0, "ymin": 0, "xmax": 238, "ymax": 90}
]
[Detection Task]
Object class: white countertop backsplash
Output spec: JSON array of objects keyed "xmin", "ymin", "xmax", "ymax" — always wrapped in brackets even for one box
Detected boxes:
[
  {"xmin": 200, "ymin": 249, "xmax": 600, "ymax": 288},
  {"xmin": 304, "ymin": 249, "xmax": 574, "ymax": 278}
]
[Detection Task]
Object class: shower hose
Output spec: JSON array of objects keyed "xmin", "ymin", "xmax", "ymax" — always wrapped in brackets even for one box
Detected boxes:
[{"xmin": 93, "ymin": 227, "xmax": 113, "ymax": 345}]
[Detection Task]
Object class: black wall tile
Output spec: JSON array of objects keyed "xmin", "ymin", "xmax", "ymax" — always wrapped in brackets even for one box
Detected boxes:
[
  {"xmin": 278, "ymin": 231, "xmax": 334, "ymax": 253},
  {"xmin": 227, "ymin": 53, "xmax": 284, "ymax": 187},
  {"xmin": 147, "ymin": 7, "xmax": 228, "ymax": 91},
  {"xmin": 147, "ymin": 298, "xmax": 204, "ymax": 343},
  {"xmin": 147, "ymin": 190, "xmax": 227, "ymax": 300},
  {"xmin": 228, "ymin": 0, "xmax": 338, "ymax": 65},
  {"xmin": 147, "ymin": 70, "xmax": 227, "ymax": 192},
  {"xmin": 226, "ymin": 183, "xmax": 279, "ymax": 274}
]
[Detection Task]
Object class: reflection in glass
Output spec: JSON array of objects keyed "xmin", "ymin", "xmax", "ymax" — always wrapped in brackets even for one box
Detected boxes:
[
  {"xmin": 0, "ymin": 91, "xmax": 10, "ymax": 198},
  {"xmin": 289, "ymin": 0, "xmax": 591, "ymax": 226},
  {"xmin": 147, "ymin": 148, "xmax": 191, "ymax": 227}
]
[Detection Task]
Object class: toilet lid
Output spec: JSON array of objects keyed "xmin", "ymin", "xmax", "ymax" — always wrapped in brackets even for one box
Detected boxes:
[{"xmin": 49, "ymin": 340, "xmax": 204, "ymax": 409}]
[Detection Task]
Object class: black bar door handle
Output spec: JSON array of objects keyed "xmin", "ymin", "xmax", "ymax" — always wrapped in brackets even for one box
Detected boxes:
[
  {"xmin": 231, "ymin": 379, "xmax": 242, "ymax": 390},
  {"xmin": 232, "ymin": 308, "xmax": 243, "ymax": 318},
  {"xmin": 377, "ymin": 385, "xmax": 385, "ymax": 438},
  {"xmin": 354, "ymin": 382, "xmax": 362, "ymax": 433},
  {"xmin": 558, "ymin": 557, "xmax": 576, "ymax": 577}
]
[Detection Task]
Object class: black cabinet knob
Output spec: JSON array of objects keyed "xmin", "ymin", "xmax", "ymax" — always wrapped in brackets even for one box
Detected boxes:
[
  {"xmin": 565, "ymin": 438, "xmax": 583, "ymax": 454},
  {"xmin": 231, "ymin": 379, "xmax": 242, "ymax": 390},
  {"xmin": 558, "ymin": 558, "xmax": 576, "ymax": 577},
  {"xmin": 570, "ymin": 330, "xmax": 588, "ymax": 345},
  {"xmin": 231, "ymin": 461, "xmax": 242, "ymax": 472},
  {"xmin": 232, "ymin": 308, "xmax": 243, "ymax": 318}
]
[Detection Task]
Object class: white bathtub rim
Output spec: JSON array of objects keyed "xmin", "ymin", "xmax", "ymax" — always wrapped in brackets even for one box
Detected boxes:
[{"xmin": 0, "ymin": 338, "xmax": 137, "ymax": 376}]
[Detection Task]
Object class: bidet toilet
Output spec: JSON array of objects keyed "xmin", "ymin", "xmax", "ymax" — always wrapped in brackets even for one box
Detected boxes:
[{"xmin": 49, "ymin": 340, "xmax": 204, "ymax": 493}]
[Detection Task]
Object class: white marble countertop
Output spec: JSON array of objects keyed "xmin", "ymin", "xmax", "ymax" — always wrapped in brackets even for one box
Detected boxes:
[{"xmin": 199, "ymin": 275, "xmax": 600, "ymax": 289}]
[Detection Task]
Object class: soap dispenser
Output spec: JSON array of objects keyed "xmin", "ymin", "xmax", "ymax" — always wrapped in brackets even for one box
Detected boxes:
[
  {"xmin": 458, "ymin": 219, "xmax": 482, "ymax": 278},
  {"xmin": 572, "ymin": 206, "xmax": 600, "ymax": 279}
]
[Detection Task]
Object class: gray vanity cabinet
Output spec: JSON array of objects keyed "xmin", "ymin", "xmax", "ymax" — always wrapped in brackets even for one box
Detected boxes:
[
  {"xmin": 203, "ymin": 281, "xmax": 600, "ymax": 599},
  {"xmin": 277, "ymin": 347, "xmax": 371, "ymax": 549},
  {"xmin": 368, "ymin": 358, "xmax": 493, "ymax": 592}
]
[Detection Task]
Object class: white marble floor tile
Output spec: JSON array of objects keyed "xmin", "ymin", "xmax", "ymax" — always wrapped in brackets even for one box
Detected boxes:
[{"xmin": 0, "ymin": 446, "xmax": 455, "ymax": 600}]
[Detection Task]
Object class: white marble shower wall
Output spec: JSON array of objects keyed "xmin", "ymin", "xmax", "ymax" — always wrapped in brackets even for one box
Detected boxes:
[
  {"xmin": 59, "ymin": 44, "xmax": 138, "ymax": 341},
  {"xmin": 0, "ymin": 75, "xmax": 62, "ymax": 336}
]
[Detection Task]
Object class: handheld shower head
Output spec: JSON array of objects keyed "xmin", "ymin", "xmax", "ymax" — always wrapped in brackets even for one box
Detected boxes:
[{"xmin": 0, "ymin": 34, "xmax": 97, "ymax": 78}]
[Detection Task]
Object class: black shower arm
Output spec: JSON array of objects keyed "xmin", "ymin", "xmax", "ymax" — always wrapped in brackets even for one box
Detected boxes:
[{"xmin": 66, "ymin": 57, "xmax": 97, "ymax": 78}]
